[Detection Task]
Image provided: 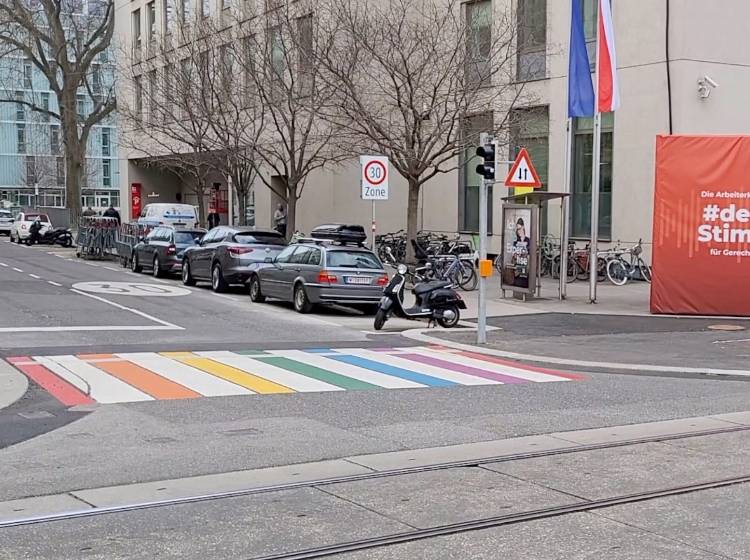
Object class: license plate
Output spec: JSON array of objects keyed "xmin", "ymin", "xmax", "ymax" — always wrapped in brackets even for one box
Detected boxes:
[{"xmin": 345, "ymin": 276, "xmax": 371, "ymax": 285}]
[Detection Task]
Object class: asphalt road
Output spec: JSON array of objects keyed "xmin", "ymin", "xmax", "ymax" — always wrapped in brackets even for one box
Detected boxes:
[{"xmin": 3, "ymin": 240, "xmax": 750, "ymax": 558}]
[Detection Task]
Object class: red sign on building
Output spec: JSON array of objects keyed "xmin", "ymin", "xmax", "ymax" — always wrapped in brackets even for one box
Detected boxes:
[{"xmin": 131, "ymin": 183, "xmax": 142, "ymax": 219}]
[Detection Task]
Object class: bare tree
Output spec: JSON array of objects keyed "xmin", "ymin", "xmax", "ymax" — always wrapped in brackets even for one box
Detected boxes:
[
  {"xmin": 319, "ymin": 0, "xmax": 523, "ymax": 260},
  {"xmin": 0, "ymin": 0, "xmax": 116, "ymax": 224}
]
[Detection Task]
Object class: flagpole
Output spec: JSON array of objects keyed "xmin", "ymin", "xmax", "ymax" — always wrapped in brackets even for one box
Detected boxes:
[
  {"xmin": 560, "ymin": 117, "xmax": 572, "ymax": 300},
  {"xmin": 589, "ymin": 2, "xmax": 602, "ymax": 304}
]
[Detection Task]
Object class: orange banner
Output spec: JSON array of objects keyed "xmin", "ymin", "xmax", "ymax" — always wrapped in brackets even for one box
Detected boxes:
[{"xmin": 651, "ymin": 135, "xmax": 750, "ymax": 315}]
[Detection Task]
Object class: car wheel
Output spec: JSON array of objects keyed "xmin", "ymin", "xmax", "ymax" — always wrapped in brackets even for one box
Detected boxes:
[
  {"xmin": 211, "ymin": 263, "xmax": 228, "ymax": 293},
  {"xmin": 293, "ymin": 284, "xmax": 314, "ymax": 314},
  {"xmin": 249, "ymin": 275, "xmax": 266, "ymax": 303},
  {"xmin": 152, "ymin": 255, "xmax": 162, "ymax": 278},
  {"xmin": 131, "ymin": 252, "xmax": 142, "ymax": 273},
  {"xmin": 182, "ymin": 259, "xmax": 196, "ymax": 286}
]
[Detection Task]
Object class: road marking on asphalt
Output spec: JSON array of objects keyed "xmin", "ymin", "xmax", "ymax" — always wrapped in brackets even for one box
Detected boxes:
[
  {"xmin": 12, "ymin": 267, "xmax": 23, "ymax": 272},
  {"xmin": 0, "ymin": 262, "xmax": 7, "ymax": 267},
  {"xmin": 713, "ymin": 338, "xmax": 750, "ymax": 344},
  {"xmin": 47, "ymin": 281, "xmax": 62, "ymax": 287},
  {"xmin": 212, "ymin": 293, "xmax": 239, "ymax": 302},
  {"xmin": 28, "ymin": 274, "xmax": 41, "ymax": 279},
  {"xmin": 70, "ymin": 288, "xmax": 184, "ymax": 330},
  {"xmin": 103, "ymin": 266, "xmax": 120, "ymax": 272},
  {"xmin": 72, "ymin": 282, "xmax": 190, "ymax": 297}
]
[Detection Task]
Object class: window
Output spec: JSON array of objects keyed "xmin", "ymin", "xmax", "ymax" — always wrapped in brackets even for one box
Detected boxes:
[
  {"xmin": 76, "ymin": 94, "xmax": 85, "ymax": 120},
  {"xmin": 571, "ymin": 113, "xmax": 614, "ymax": 239},
  {"xmin": 510, "ymin": 106, "xmax": 549, "ymax": 230},
  {"xmin": 221, "ymin": 0, "xmax": 230, "ymax": 10},
  {"xmin": 465, "ymin": 0, "xmax": 491, "ymax": 87},
  {"xmin": 268, "ymin": 25, "xmax": 285, "ymax": 81},
  {"xmin": 92, "ymin": 64, "xmax": 102, "ymax": 94},
  {"xmin": 17, "ymin": 124, "xmax": 26, "ymax": 153},
  {"xmin": 325, "ymin": 251, "xmax": 381, "ymax": 270},
  {"xmin": 56, "ymin": 157, "xmax": 65, "ymax": 185},
  {"xmin": 179, "ymin": 58, "xmax": 190, "ymax": 118},
  {"xmin": 243, "ymin": 35, "xmax": 256, "ymax": 102},
  {"xmin": 26, "ymin": 156, "xmax": 36, "ymax": 185},
  {"xmin": 306, "ymin": 248, "xmax": 321, "ymax": 266},
  {"xmin": 163, "ymin": 63, "xmax": 173, "ymax": 122},
  {"xmin": 289, "ymin": 246, "xmax": 313, "ymax": 264},
  {"xmin": 23, "ymin": 59, "xmax": 32, "ymax": 89},
  {"xmin": 15, "ymin": 91, "xmax": 24, "ymax": 121},
  {"xmin": 200, "ymin": 0, "xmax": 209, "ymax": 17},
  {"xmin": 40, "ymin": 92, "xmax": 50, "ymax": 121},
  {"xmin": 132, "ymin": 9, "xmax": 142, "ymax": 55},
  {"xmin": 233, "ymin": 232, "xmax": 286, "ymax": 245},
  {"xmin": 517, "ymin": 0, "xmax": 546, "ymax": 80},
  {"xmin": 459, "ymin": 112, "xmax": 493, "ymax": 233},
  {"xmin": 275, "ymin": 245, "xmax": 296, "ymax": 263},
  {"xmin": 101, "ymin": 128, "xmax": 110, "ymax": 156},
  {"xmin": 147, "ymin": 1, "xmax": 156, "ymax": 47},
  {"xmin": 103, "ymin": 159, "xmax": 111, "ymax": 187},
  {"xmin": 296, "ymin": 14, "xmax": 313, "ymax": 94},
  {"xmin": 50, "ymin": 125, "xmax": 60, "ymax": 155},
  {"xmin": 134, "ymin": 75, "xmax": 143, "ymax": 121},
  {"xmin": 180, "ymin": 0, "xmax": 191, "ymax": 23},
  {"xmin": 219, "ymin": 44, "xmax": 232, "ymax": 96},
  {"xmin": 164, "ymin": 0, "xmax": 175, "ymax": 36},
  {"xmin": 582, "ymin": 0, "xmax": 598, "ymax": 67},
  {"xmin": 148, "ymin": 70, "xmax": 157, "ymax": 123}
]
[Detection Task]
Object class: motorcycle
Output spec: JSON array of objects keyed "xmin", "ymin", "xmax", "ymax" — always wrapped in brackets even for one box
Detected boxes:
[
  {"xmin": 26, "ymin": 227, "xmax": 73, "ymax": 247},
  {"xmin": 374, "ymin": 264, "xmax": 466, "ymax": 330}
]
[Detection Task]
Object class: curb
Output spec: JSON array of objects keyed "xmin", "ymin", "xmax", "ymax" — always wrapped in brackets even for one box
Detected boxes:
[
  {"xmin": 401, "ymin": 327, "xmax": 750, "ymax": 378},
  {"xmin": 0, "ymin": 359, "xmax": 28, "ymax": 410}
]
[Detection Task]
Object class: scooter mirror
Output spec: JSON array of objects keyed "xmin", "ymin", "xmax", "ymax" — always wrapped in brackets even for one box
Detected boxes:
[{"xmin": 397, "ymin": 264, "xmax": 408, "ymax": 275}]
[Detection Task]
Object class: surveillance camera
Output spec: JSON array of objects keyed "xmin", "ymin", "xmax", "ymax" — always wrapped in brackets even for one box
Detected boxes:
[{"xmin": 703, "ymin": 75, "xmax": 719, "ymax": 88}]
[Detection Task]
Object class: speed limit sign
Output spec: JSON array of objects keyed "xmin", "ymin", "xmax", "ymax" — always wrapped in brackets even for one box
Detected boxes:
[{"xmin": 360, "ymin": 156, "xmax": 389, "ymax": 200}]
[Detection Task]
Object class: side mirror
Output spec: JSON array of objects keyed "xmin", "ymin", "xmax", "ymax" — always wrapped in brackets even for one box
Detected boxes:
[
  {"xmin": 138, "ymin": 236, "xmax": 145, "ymax": 243},
  {"xmin": 194, "ymin": 238, "xmax": 201, "ymax": 245}
]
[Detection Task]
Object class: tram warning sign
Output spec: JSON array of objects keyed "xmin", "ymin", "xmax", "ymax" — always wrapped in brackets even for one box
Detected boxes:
[
  {"xmin": 504, "ymin": 148, "xmax": 542, "ymax": 188},
  {"xmin": 360, "ymin": 156, "xmax": 390, "ymax": 200}
]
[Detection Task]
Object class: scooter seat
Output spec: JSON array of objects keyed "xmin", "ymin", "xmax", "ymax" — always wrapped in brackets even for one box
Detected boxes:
[{"xmin": 413, "ymin": 280, "xmax": 451, "ymax": 295}]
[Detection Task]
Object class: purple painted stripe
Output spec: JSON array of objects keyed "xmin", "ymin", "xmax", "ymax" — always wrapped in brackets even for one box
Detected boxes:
[{"xmin": 398, "ymin": 353, "xmax": 528, "ymax": 384}]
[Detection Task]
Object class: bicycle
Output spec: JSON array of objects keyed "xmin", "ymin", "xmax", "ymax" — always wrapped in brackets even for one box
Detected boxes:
[{"xmin": 606, "ymin": 239, "xmax": 652, "ymax": 286}]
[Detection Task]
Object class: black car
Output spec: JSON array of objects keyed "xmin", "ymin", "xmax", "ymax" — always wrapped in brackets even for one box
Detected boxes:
[
  {"xmin": 181, "ymin": 226, "xmax": 287, "ymax": 292},
  {"xmin": 132, "ymin": 226, "xmax": 206, "ymax": 277}
]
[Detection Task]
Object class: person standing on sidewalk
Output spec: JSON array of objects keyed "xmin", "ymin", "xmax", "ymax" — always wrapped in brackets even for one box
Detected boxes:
[{"xmin": 274, "ymin": 203, "xmax": 287, "ymax": 238}]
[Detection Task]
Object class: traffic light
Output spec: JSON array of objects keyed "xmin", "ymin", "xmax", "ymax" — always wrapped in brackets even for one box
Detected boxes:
[{"xmin": 475, "ymin": 135, "xmax": 496, "ymax": 181}]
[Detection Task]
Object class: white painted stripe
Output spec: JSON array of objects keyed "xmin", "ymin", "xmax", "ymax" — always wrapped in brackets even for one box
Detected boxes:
[
  {"xmin": 340, "ymin": 348, "xmax": 500, "ymax": 386},
  {"xmin": 196, "ymin": 351, "xmax": 343, "ymax": 393},
  {"xmin": 29, "ymin": 274, "xmax": 41, "ymax": 279},
  {"xmin": 0, "ymin": 325, "xmax": 180, "ymax": 333},
  {"xmin": 274, "ymin": 350, "xmax": 426, "ymax": 389},
  {"xmin": 12, "ymin": 267, "xmax": 23, "ymax": 272},
  {"xmin": 212, "ymin": 293, "xmax": 238, "ymax": 302},
  {"xmin": 33, "ymin": 356, "xmax": 92, "ymax": 395},
  {"xmin": 405, "ymin": 347, "xmax": 568, "ymax": 383},
  {"xmin": 118, "ymin": 353, "xmax": 254, "ymax": 397},
  {"xmin": 70, "ymin": 289, "xmax": 183, "ymax": 330},
  {"xmin": 0, "ymin": 262, "xmax": 7, "ymax": 267},
  {"xmin": 43, "ymin": 355, "xmax": 152, "ymax": 403},
  {"xmin": 104, "ymin": 266, "xmax": 120, "ymax": 272},
  {"xmin": 47, "ymin": 281, "xmax": 62, "ymax": 287}
]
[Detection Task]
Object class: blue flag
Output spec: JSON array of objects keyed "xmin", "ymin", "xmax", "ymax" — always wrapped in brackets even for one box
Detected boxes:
[{"xmin": 568, "ymin": 0, "xmax": 595, "ymax": 117}]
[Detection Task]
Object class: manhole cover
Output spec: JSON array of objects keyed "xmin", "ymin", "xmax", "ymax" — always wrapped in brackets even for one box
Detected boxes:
[{"xmin": 707, "ymin": 324, "xmax": 746, "ymax": 332}]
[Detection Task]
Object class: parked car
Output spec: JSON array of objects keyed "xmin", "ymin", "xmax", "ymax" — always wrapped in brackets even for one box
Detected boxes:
[
  {"xmin": 137, "ymin": 203, "xmax": 199, "ymax": 229},
  {"xmin": 0, "ymin": 210, "xmax": 13, "ymax": 235},
  {"xmin": 10, "ymin": 212, "xmax": 52, "ymax": 243},
  {"xmin": 181, "ymin": 226, "xmax": 287, "ymax": 292},
  {"xmin": 131, "ymin": 226, "xmax": 206, "ymax": 277},
  {"xmin": 248, "ymin": 237, "xmax": 389, "ymax": 314}
]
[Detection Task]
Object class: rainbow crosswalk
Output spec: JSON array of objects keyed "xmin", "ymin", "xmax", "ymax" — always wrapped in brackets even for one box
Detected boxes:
[{"xmin": 6, "ymin": 346, "xmax": 584, "ymax": 406}]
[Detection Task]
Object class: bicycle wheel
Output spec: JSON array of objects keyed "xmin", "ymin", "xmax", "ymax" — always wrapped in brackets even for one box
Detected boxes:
[
  {"xmin": 458, "ymin": 262, "xmax": 478, "ymax": 291},
  {"xmin": 575, "ymin": 258, "xmax": 589, "ymax": 281},
  {"xmin": 552, "ymin": 257, "xmax": 576, "ymax": 283},
  {"xmin": 606, "ymin": 258, "xmax": 629, "ymax": 286},
  {"xmin": 493, "ymin": 254, "xmax": 503, "ymax": 275},
  {"xmin": 638, "ymin": 259, "xmax": 652, "ymax": 283},
  {"xmin": 597, "ymin": 257, "xmax": 607, "ymax": 282}
]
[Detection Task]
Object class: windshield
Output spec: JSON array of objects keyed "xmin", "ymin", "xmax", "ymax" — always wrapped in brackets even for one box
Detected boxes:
[
  {"xmin": 0, "ymin": 211, "xmax": 11, "ymax": 218},
  {"xmin": 326, "ymin": 250, "xmax": 382, "ymax": 269},
  {"xmin": 234, "ymin": 233, "xmax": 286, "ymax": 246},
  {"xmin": 174, "ymin": 231, "xmax": 204, "ymax": 244},
  {"xmin": 25, "ymin": 214, "xmax": 49, "ymax": 222}
]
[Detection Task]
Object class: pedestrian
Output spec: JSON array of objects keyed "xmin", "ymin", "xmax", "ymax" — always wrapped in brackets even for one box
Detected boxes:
[
  {"xmin": 82, "ymin": 206, "xmax": 96, "ymax": 217},
  {"xmin": 207, "ymin": 210, "xmax": 220, "ymax": 229},
  {"xmin": 274, "ymin": 203, "xmax": 287, "ymax": 238},
  {"xmin": 102, "ymin": 204, "xmax": 121, "ymax": 225}
]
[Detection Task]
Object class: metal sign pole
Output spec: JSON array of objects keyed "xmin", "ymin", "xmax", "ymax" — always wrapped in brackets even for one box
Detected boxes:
[
  {"xmin": 371, "ymin": 199, "xmax": 375, "ymax": 250},
  {"xmin": 477, "ymin": 177, "xmax": 489, "ymax": 345}
]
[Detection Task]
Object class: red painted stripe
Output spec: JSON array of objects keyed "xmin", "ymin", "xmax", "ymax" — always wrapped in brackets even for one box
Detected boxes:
[
  {"xmin": 453, "ymin": 351, "xmax": 586, "ymax": 381},
  {"xmin": 597, "ymin": 3, "xmax": 614, "ymax": 112},
  {"xmin": 8, "ymin": 357, "xmax": 94, "ymax": 406}
]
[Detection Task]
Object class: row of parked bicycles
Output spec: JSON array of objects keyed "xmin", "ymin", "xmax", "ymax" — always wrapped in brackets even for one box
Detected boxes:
[{"xmin": 376, "ymin": 230, "xmax": 479, "ymax": 292}]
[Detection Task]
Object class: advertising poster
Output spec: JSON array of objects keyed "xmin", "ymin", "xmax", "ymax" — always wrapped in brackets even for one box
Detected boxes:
[
  {"xmin": 501, "ymin": 204, "xmax": 536, "ymax": 294},
  {"xmin": 651, "ymin": 135, "xmax": 750, "ymax": 315}
]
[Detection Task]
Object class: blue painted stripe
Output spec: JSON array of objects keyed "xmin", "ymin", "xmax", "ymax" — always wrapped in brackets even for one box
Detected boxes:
[
  {"xmin": 329, "ymin": 355, "xmax": 456, "ymax": 388},
  {"xmin": 304, "ymin": 348, "xmax": 336, "ymax": 354}
]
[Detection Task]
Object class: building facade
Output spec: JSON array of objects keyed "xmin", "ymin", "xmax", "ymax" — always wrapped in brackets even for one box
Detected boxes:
[
  {"xmin": 117, "ymin": 0, "xmax": 750, "ymax": 256},
  {"xmin": 0, "ymin": 51, "xmax": 119, "ymax": 211}
]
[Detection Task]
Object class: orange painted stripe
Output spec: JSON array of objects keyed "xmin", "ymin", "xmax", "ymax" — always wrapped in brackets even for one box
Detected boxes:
[
  {"xmin": 94, "ymin": 359, "xmax": 200, "ymax": 400},
  {"xmin": 78, "ymin": 353, "xmax": 116, "ymax": 360}
]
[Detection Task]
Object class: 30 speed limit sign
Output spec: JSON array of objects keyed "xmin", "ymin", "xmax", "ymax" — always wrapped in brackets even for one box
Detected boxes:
[{"xmin": 360, "ymin": 156, "xmax": 389, "ymax": 200}]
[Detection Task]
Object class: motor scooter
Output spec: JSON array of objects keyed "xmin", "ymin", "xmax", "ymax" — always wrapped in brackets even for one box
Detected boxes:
[
  {"xmin": 26, "ymin": 227, "xmax": 73, "ymax": 247},
  {"xmin": 374, "ymin": 264, "xmax": 466, "ymax": 330}
]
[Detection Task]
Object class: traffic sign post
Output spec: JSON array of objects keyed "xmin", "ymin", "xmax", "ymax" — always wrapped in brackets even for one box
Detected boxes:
[{"xmin": 360, "ymin": 156, "xmax": 390, "ymax": 249}]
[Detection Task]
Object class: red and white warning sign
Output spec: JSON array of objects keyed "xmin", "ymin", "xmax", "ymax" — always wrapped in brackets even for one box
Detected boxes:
[
  {"xmin": 360, "ymin": 156, "xmax": 390, "ymax": 200},
  {"xmin": 504, "ymin": 147, "xmax": 542, "ymax": 188}
]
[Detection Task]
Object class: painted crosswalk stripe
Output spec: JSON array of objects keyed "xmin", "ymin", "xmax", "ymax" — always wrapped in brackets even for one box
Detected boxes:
[
  {"xmin": 403, "ymin": 347, "xmax": 571, "ymax": 383},
  {"xmin": 162, "ymin": 353, "xmax": 293, "ymax": 394},
  {"xmin": 340, "ymin": 348, "xmax": 500, "ymax": 387},
  {"xmin": 33, "ymin": 356, "xmax": 93, "ymax": 395},
  {"xmin": 255, "ymin": 356, "xmax": 379, "ymax": 390},
  {"xmin": 121, "ymin": 353, "xmax": 254, "ymax": 397},
  {"xmin": 327, "ymin": 354, "xmax": 456, "ymax": 388},
  {"xmin": 196, "ymin": 351, "xmax": 342, "ymax": 393},
  {"xmin": 449, "ymin": 351, "xmax": 586, "ymax": 381},
  {"xmin": 86, "ymin": 356, "xmax": 200, "ymax": 400},
  {"xmin": 8, "ymin": 357, "xmax": 93, "ymax": 406},
  {"xmin": 395, "ymin": 352, "xmax": 528, "ymax": 384},
  {"xmin": 41, "ymin": 355, "xmax": 152, "ymax": 403},
  {"xmin": 274, "ymin": 350, "xmax": 425, "ymax": 389}
]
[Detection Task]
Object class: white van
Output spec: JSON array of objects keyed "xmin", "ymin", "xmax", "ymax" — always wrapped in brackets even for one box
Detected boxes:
[{"xmin": 138, "ymin": 204, "xmax": 199, "ymax": 228}]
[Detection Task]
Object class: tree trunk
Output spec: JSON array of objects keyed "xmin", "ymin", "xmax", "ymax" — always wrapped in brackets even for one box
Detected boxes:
[
  {"xmin": 405, "ymin": 178, "xmax": 421, "ymax": 263},
  {"xmin": 195, "ymin": 182, "xmax": 207, "ymax": 227},
  {"xmin": 61, "ymin": 109, "xmax": 83, "ymax": 228},
  {"xmin": 286, "ymin": 181, "xmax": 297, "ymax": 241},
  {"xmin": 237, "ymin": 188, "xmax": 248, "ymax": 226}
]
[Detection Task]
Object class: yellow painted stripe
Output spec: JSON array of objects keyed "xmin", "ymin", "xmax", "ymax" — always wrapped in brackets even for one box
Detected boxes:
[{"xmin": 161, "ymin": 353, "xmax": 293, "ymax": 394}]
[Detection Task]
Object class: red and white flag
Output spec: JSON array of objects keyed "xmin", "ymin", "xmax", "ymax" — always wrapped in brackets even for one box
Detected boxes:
[{"xmin": 597, "ymin": 0, "xmax": 619, "ymax": 112}]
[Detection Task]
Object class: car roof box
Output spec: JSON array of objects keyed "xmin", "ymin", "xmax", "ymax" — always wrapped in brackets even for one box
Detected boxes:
[{"xmin": 310, "ymin": 224, "xmax": 367, "ymax": 246}]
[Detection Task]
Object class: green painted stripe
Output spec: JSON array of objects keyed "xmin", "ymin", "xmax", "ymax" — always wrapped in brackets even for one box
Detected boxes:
[
  {"xmin": 256, "ymin": 357, "xmax": 377, "ymax": 390},
  {"xmin": 235, "ymin": 350, "xmax": 272, "ymax": 356}
]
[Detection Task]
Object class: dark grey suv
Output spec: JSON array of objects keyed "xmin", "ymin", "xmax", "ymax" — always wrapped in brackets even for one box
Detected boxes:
[
  {"xmin": 182, "ymin": 226, "xmax": 287, "ymax": 292},
  {"xmin": 248, "ymin": 241, "xmax": 388, "ymax": 314},
  {"xmin": 132, "ymin": 226, "xmax": 206, "ymax": 277}
]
